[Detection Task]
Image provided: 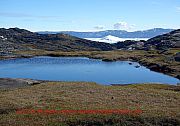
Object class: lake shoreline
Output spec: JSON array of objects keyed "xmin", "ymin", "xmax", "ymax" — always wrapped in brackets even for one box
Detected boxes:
[
  {"xmin": 1, "ymin": 78, "xmax": 179, "ymax": 89},
  {"xmin": 0, "ymin": 50, "xmax": 180, "ymax": 80}
]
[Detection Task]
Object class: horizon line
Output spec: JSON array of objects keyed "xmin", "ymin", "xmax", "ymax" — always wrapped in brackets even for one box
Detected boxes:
[{"xmin": 0, "ymin": 27, "xmax": 175, "ymax": 33}]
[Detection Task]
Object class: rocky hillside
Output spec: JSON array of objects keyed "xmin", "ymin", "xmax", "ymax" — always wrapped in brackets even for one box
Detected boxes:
[
  {"xmin": 146, "ymin": 29, "xmax": 180, "ymax": 49},
  {"xmin": 0, "ymin": 28, "xmax": 116, "ymax": 54},
  {"xmin": 1, "ymin": 28, "xmax": 180, "ymax": 56}
]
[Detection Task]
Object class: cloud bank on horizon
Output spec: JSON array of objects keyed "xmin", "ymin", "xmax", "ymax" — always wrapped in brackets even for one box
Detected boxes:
[
  {"xmin": 0, "ymin": 0, "xmax": 180, "ymax": 32},
  {"xmin": 113, "ymin": 22, "xmax": 135, "ymax": 31}
]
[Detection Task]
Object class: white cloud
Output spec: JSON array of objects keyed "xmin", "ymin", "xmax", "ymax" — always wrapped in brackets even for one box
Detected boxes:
[
  {"xmin": 94, "ymin": 25, "xmax": 104, "ymax": 30},
  {"xmin": 176, "ymin": 7, "xmax": 180, "ymax": 12},
  {"xmin": 151, "ymin": 1, "xmax": 160, "ymax": 5},
  {"xmin": 113, "ymin": 22, "xmax": 135, "ymax": 30}
]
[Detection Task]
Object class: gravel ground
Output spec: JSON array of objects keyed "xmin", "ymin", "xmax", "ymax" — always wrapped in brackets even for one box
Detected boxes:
[{"xmin": 0, "ymin": 78, "xmax": 42, "ymax": 89}]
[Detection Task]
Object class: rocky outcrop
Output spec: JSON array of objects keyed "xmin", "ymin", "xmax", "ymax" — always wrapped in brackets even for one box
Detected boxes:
[
  {"xmin": 145, "ymin": 63, "xmax": 171, "ymax": 72},
  {"xmin": 137, "ymin": 61, "xmax": 178, "ymax": 79},
  {"xmin": 0, "ymin": 78, "xmax": 43, "ymax": 89},
  {"xmin": 146, "ymin": 29, "xmax": 180, "ymax": 49}
]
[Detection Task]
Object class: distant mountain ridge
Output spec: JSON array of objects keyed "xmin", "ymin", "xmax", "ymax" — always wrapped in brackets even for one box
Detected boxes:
[{"xmin": 38, "ymin": 28, "xmax": 173, "ymax": 38}]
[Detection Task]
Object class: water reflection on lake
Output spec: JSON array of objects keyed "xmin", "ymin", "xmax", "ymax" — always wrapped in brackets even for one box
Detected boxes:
[{"xmin": 0, "ymin": 56, "xmax": 179, "ymax": 85}]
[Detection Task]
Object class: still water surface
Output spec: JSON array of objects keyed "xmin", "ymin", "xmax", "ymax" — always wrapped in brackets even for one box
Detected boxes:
[{"xmin": 0, "ymin": 56, "xmax": 179, "ymax": 85}]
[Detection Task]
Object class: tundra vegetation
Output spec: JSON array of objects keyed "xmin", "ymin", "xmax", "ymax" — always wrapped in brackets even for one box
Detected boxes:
[{"xmin": 0, "ymin": 28, "xmax": 180, "ymax": 125}]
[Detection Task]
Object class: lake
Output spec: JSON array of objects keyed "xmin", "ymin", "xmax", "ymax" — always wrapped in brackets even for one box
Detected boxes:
[{"xmin": 0, "ymin": 56, "xmax": 179, "ymax": 85}]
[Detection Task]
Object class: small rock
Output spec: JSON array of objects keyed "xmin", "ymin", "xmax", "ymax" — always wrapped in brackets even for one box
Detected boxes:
[
  {"xmin": 174, "ymin": 52, "xmax": 180, "ymax": 62},
  {"xmin": 176, "ymin": 75, "xmax": 180, "ymax": 80},
  {"xmin": 102, "ymin": 59, "xmax": 114, "ymax": 62},
  {"xmin": 135, "ymin": 65, "xmax": 140, "ymax": 68}
]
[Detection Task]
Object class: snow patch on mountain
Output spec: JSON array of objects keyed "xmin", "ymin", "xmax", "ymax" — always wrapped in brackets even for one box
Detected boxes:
[
  {"xmin": 85, "ymin": 35, "xmax": 149, "ymax": 44},
  {"xmin": 0, "ymin": 36, "xmax": 4, "ymax": 39},
  {"xmin": 0, "ymin": 36, "xmax": 7, "ymax": 41}
]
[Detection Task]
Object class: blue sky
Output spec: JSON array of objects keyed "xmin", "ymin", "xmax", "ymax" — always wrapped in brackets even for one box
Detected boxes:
[{"xmin": 0, "ymin": 0, "xmax": 180, "ymax": 32}]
